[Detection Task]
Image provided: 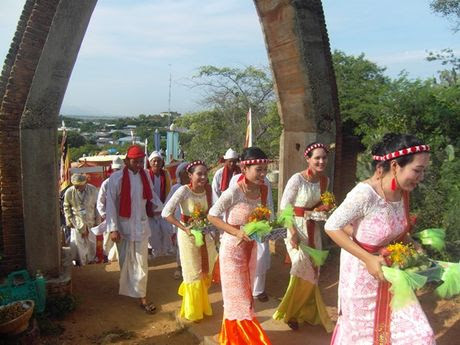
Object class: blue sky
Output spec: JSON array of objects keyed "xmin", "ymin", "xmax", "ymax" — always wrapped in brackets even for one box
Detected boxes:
[{"xmin": 0, "ymin": 0, "xmax": 458, "ymax": 116}]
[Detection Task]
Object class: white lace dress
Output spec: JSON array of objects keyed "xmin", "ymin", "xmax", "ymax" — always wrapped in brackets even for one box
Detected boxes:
[
  {"xmin": 325, "ymin": 183, "xmax": 435, "ymax": 345},
  {"xmin": 280, "ymin": 172, "xmax": 326, "ymax": 283}
]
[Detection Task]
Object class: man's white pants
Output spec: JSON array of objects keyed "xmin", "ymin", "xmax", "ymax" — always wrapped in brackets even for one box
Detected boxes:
[
  {"xmin": 70, "ymin": 228, "xmax": 96, "ymax": 265},
  {"xmin": 148, "ymin": 217, "xmax": 174, "ymax": 257},
  {"xmin": 252, "ymin": 241, "xmax": 270, "ymax": 296},
  {"xmin": 116, "ymin": 237, "xmax": 149, "ymax": 298}
]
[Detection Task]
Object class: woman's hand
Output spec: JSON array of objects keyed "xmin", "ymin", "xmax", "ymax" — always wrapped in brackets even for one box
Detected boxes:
[
  {"xmin": 290, "ymin": 231, "xmax": 299, "ymax": 249},
  {"xmin": 236, "ymin": 229, "xmax": 251, "ymax": 242},
  {"xmin": 364, "ymin": 254, "xmax": 387, "ymax": 281},
  {"xmin": 182, "ymin": 225, "xmax": 193, "ymax": 237}
]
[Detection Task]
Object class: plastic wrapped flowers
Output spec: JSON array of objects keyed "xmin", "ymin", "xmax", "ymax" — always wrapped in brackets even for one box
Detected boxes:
[{"xmin": 188, "ymin": 204, "xmax": 210, "ymax": 247}]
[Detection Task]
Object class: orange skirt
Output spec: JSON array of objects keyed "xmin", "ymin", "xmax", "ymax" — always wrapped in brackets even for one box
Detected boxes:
[{"xmin": 219, "ymin": 318, "xmax": 272, "ymax": 345}]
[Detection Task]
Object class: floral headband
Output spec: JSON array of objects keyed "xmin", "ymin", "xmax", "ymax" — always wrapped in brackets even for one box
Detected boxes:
[
  {"xmin": 186, "ymin": 160, "xmax": 206, "ymax": 172},
  {"xmin": 239, "ymin": 158, "xmax": 271, "ymax": 165},
  {"xmin": 304, "ymin": 143, "xmax": 328, "ymax": 157},
  {"xmin": 372, "ymin": 145, "xmax": 430, "ymax": 161}
]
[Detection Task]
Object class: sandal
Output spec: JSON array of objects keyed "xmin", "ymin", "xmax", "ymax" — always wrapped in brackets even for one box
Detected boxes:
[
  {"xmin": 173, "ymin": 269, "xmax": 182, "ymax": 280},
  {"xmin": 255, "ymin": 292, "xmax": 269, "ymax": 303},
  {"xmin": 287, "ymin": 320, "xmax": 299, "ymax": 330},
  {"xmin": 140, "ymin": 302, "xmax": 157, "ymax": 314}
]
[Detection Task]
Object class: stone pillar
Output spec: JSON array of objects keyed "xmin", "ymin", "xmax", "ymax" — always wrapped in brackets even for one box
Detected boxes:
[
  {"xmin": 0, "ymin": 0, "xmax": 60, "ymax": 275},
  {"xmin": 253, "ymin": 0, "xmax": 342, "ymax": 202},
  {"xmin": 21, "ymin": 0, "xmax": 98, "ymax": 277}
]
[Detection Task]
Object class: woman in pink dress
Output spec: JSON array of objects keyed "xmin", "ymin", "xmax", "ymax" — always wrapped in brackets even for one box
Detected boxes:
[
  {"xmin": 324, "ymin": 133, "xmax": 435, "ymax": 345},
  {"xmin": 208, "ymin": 147, "xmax": 272, "ymax": 345}
]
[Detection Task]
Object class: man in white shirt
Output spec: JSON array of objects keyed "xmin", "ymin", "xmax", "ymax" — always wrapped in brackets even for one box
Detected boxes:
[
  {"xmin": 147, "ymin": 151, "xmax": 173, "ymax": 257},
  {"xmin": 211, "ymin": 148, "xmax": 240, "ymax": 204},
  {"xmin": 64, "ymin": 174, "xmax": 99, "ymax": 266},
  {"xmin": 96, "ymin": 157, "xmax": 123, "ymax": 261},
  {"xmin": 105, "ymin": 145, "xmax": 163, "ymax": 313}
]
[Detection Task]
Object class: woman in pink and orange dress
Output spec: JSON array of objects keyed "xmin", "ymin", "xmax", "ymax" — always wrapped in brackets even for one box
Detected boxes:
[
  {"xmin": 325, "ymin": 133, "xmax": 435, "ymax": 345},
  {"xmin": 208, "ymin": 147, "xmax": 272, "ymax": 345}
]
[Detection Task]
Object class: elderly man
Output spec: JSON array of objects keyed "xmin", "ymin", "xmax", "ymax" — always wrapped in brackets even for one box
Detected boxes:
[
  {"xmin": 148, "ymin": 151, "xmax": 173, "ymax": 257},
  {"xmin": 64, "ymin": 173, "xmax": 99, "ymax": 266},
  {"xmin": 106, "ymin": 145, "xmax": 163, "ymax": 313},
  {"xmin": 96, "ymin": 157, "xmax": 124, "ymax": 261},
  {"xmin": 211, "ymin": 148, "xmax": 240, "ymax": 203}
]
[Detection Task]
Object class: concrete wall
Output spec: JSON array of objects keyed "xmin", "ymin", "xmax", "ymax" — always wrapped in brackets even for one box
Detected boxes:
[{"xmin": 21, "ymin": 0, "xmax": 98, "ymax": 277}]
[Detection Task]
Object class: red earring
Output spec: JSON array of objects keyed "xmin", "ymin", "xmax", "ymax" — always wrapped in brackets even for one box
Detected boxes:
[{"xmin": 391, "ymin": 177, "xmax": 397, "ymax": 191}]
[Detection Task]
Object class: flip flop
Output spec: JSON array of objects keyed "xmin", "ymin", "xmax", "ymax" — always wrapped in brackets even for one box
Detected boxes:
[
  {"xmin": 287, "ymin": 320, "xmax": 299, "ymax": 330},
  {"xmin": 255, "ymin": 292, "xmax": 269, "ymax": 302},
  {"xmin": 140, "ymin": 302, "xmax": 157, "ymax": 314}
]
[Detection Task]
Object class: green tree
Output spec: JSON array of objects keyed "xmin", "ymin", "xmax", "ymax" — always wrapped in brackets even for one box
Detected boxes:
[{"xmin": 430, "ymin": 0, "xmax": 460, "ymax": 31}]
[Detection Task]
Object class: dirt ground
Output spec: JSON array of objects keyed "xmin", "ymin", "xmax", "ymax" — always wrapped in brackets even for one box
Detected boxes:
[{"xmin": 39, "ymin": 247, "xmax": 460, "ymax": 345}]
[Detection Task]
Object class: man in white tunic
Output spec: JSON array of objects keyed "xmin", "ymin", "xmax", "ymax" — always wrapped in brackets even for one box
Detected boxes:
[
  {"xmin": 96, "ymin": 157, "xmax": 124, "ymax": 261},
  {"xmin": 229, "ymin": 172, "xmax": 274, "ymax": 302},
  {"xmin": 211, "ymin": 148, "xmax": 240, "ymax": 204},
  {"xmin": 64, "ymin": 174, "xmax": 99, "ymax": 265},
  {"xmin": 147, "ymin": 151, "xmax": 173, "ymax": 257},
  {"xmin": 105, "ymin": 145, "xmax": 163, "ymax": 313}
]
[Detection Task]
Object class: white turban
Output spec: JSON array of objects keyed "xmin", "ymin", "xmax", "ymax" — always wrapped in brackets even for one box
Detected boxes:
[
  {"xmin": 223, "ymin": 148, "xmax": 239, "ymax": 160},
  {"xmin": 71, "ymin": 173, "xmax": 87, "ymax": 186},
  {"xmin": 175, "ymin": 162, "xmax": 189, "ymax": 181},
  {"xmin": 148, "ymin": 151, "xmax": 162, "ymax": 161},
  {"xmin": 111, "ymin": 157, "xmax": 124, "ymax": 169}
]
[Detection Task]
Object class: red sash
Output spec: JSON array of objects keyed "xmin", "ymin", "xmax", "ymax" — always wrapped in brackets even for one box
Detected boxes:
[
  {"xmin": 119, "ymin": 167, "xmax": 153, "ymax": 218},
  {"xmin": 353, "ymin": 191, "xmax": 411, "ymax": 345},
  {"xmin": 220, "ymin": 165, "xmax": 241, "ymax": 192},
  {"xmin": 181, "ymin": 184, "xmax": 213, "ymax": 274}
]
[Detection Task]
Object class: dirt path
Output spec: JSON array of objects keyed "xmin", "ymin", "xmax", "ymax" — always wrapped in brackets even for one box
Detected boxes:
[{"xmin": 40, "ymin": 249, "xmax": 460, "ymax": 345}]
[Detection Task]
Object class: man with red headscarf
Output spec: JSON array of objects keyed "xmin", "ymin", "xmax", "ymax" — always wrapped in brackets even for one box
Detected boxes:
[
  {"xmin": 105, "ymin": 145, "xmax": 163, "ymax": 313},
  {"xmin": 148, "ymin": 151, "xmax": 173, "ymax": 257}
]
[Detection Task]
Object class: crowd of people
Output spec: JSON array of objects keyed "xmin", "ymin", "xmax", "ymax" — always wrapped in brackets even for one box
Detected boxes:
[{"xmin": 62, "ymin": 132, "xmax": 436, "ymax": 345}]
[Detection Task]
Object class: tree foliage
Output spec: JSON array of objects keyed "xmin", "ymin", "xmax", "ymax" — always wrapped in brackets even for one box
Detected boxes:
[
  {"xmin": 176, "ymin": 65, "xmax": 281, "ymax": 162},
  {"xmin": 430, "ymin": 0, "xmax": 460, "ymax": 31}
]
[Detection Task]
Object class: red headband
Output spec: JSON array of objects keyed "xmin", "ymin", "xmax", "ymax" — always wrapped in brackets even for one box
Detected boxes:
[
  {"xmin": 186, "ymin": 160, "xmax": 206, "ymax": 172},
  {"xmin": 240, "ymin": 158, "xmax": 271, "ymax": 165},
  {"xmin": 372, "ymin": 145, "xmax": 430, "ymax": 161},
  {"xmin": 304, "ymin": 143, "xmax": 328, "ymax": 157}
]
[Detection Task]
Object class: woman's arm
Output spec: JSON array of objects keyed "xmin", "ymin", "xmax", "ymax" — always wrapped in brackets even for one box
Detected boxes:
[
  {"xmin": 326, "ymin": 228, "xmax": 386, "ymax": 281},
  {"xmin": 208, "ymin": 215, "xmax": 251, "ymax": 242}
]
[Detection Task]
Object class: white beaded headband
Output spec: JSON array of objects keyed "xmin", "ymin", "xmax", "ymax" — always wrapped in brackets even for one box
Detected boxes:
[
  {"xmin": 304, "ymin": 143, "xmax": 328, "ymax": 157},
  {"xmin": 239, "ymin": 158, "xmax": 271, "ymax": 165},
  {"xmin": 186, "ymin": 160, "xmax": 206, "ymax": 172},
  {"xmin": 372, "ymin": 145, "xmax": 430, "ymax": 161}
]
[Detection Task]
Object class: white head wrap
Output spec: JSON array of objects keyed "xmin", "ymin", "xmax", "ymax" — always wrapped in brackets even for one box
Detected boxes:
[
  {"xmin": 111, "ymin": 157, "xmax": 124, "ymax": 169},
  {"xmin": 148, "ymin": 151, "xmax": 162, "ymax": 161},
  {"xmin": 175, "ymin": 162, "xmax": 189, "ymax": 181},
  {"xmin": 223, "ymin": 148, "xmax": 239, "ymax": 160},
  {"xmin": 71, "ymin": 173, "xmax": 87, "ymax": 186}
]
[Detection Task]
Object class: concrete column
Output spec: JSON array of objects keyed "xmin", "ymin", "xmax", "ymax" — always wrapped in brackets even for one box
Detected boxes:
[
  {"xmin": 253, "ymin": 0, "xmax": 342, "ymax": 203},
  {"xmin": 21, "ymin": 0, "xmax": 97, "ymax": 277}
]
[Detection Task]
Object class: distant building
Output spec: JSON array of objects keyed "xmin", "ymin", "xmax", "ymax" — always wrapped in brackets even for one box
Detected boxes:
[{"xmin": 117, "ymin": 136, "xmax": 142, "ymax": 145}]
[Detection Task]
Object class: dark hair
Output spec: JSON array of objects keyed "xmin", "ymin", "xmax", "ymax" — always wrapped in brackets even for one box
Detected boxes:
[
  {"xmin": 305, "ymin": 142, "xmax": 328, "ymax": 158},
  {"xmin": 371, "ymin": 133, "xmax": 425, "ymax": 172},
  {"xmin": 240, "ymin": 147, "xmax": 268, "ymax": 163},
  {"xmin": 187, "ymin": 160, "xmax": 207, "ymax": 174}
]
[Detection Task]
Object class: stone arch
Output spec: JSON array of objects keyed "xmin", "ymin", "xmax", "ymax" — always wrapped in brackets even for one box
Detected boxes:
[{"xmin": 0, "ymin": 0, "xmax": 341, "ymax": 276}]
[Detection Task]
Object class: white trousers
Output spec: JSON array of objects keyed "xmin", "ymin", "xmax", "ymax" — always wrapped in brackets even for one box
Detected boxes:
[
  {"xmin": 117, "ymin": 237, "xmax": 149, "ymax": 298},
  {"xmin": 252, "ymin": 241, "xmax": 270, "ymax": 296},
  {"xmin": 70, "ymin": 228, "xmax": 96, "ymax": 265},
  {"xmin": 148, "ymin": 217, "xmax": 174, "ymax": 257}
]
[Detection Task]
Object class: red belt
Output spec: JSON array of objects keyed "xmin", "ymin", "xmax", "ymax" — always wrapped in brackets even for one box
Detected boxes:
[{"xmin": 293, "ymin": 206, "xmax": 316, "ymax": 248}]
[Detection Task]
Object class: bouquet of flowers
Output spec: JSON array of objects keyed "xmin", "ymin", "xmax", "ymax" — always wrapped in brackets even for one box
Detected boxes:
[
  {"xmin": 188, "ymin": 204, "xmax": 210, "ymax": 247},
  {"xmin": 380, "ymin": 243, "xmax": 430, "ymax": 309},
  {"xmin": 243, "ymin": 205, "xmax": 272, "ymax": 242},
  {"xmin": 309, "ymin": 191, "xmax": 337, "ymax": 221}
]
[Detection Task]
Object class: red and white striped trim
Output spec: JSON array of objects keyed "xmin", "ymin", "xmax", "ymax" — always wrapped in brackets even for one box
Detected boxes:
[
  {"xmin": 372, "ymin": 145, "xmax": 430, "ymax": 161},
  {"xmin": 186, "ymin": 160, "xmax": 206, "ymax": 172},
  {"xmin": 304, "ymin": 143, "xmax": 328, "ymax": 157},
  {"xmin": 239, "ymin": 158, "xmax": 271, "ymax": 165}
]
